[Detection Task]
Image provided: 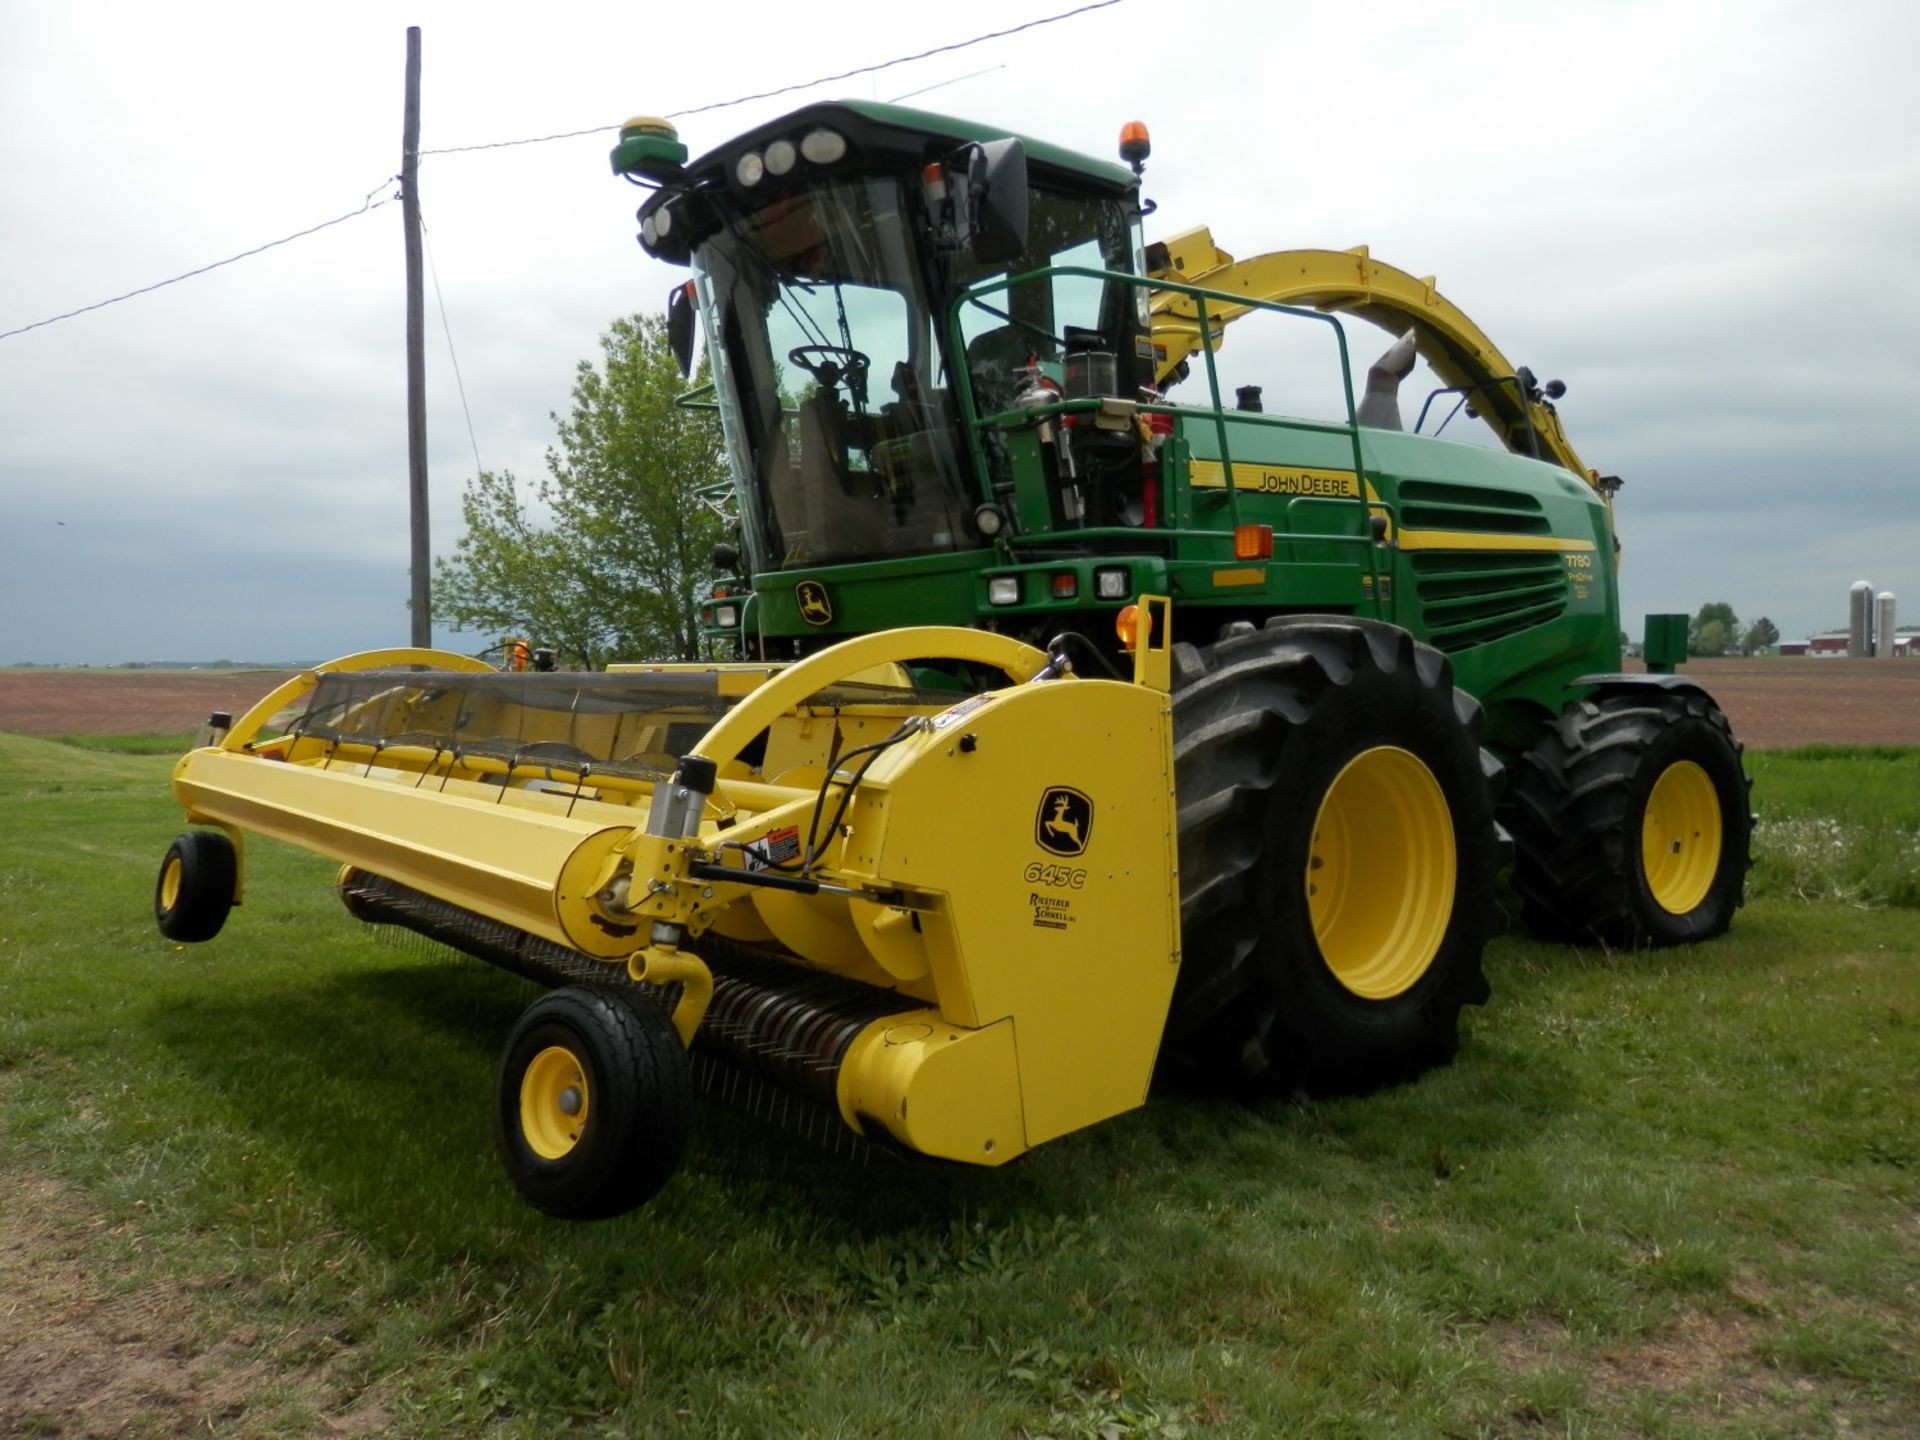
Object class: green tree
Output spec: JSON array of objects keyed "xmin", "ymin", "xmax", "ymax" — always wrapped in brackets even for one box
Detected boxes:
[
  {"xmin": 1688, "ymin": 602, "xmax": 1741, "ymax": 657},
  {"xmin": 1742, "ymin": 616, "xmax": 1780, "ymax": 655},
  {"xmin": 434, "ymin": 314, "xmax": 727, "ymax": 667}
]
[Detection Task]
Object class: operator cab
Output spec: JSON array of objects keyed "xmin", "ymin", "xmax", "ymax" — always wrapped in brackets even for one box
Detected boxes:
[{"xmin": 622, "ymin": 101, "xmax": 1147, "ymax": 576}]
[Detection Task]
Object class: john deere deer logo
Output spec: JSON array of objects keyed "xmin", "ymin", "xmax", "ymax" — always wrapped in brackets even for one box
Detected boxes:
[
  {"xmin": 1035, "ymin": 787, "xmax": 1093, "ymax": 857},
  {"xmin": 795, "ymin": 580, "xmax": 833, "ymax": 627}
]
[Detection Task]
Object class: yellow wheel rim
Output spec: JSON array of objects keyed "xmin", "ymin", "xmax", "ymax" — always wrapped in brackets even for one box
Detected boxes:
[
  {"xmin": 160, "ymin": 856, "xmax": 183, "ymax": 912},
  {"xmin": 1642, "ymin": 760, "xmax": 1722, "ymax": 915},
  {"xmin": 1306, "ymin": 746, "xmax": 1456, "ymax": 1000},
  {"xmin": 520, "ymin": 1045, "xmax": 590, "ymax": 1160}
]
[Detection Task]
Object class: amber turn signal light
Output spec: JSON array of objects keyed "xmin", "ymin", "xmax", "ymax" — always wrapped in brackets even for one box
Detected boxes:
[
  {"xmin": 1233, "ymin": 524, "xmax": 1274, "ymax": 560},
  {"xmin": 1115, "ymin": 602, "xmax": 1153, "ymax": 652}
]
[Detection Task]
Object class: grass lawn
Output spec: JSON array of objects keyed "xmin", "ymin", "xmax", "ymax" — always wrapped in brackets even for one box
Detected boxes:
[{"xmin": 1, "ymin": 732, "xmax": 1915, "ymax": 1437}]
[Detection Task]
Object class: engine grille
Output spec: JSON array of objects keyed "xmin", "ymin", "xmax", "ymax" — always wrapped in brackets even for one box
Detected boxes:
[
  {"xmin": 1398, "ymin": 479, "xmax": 1551, "ymax": 536},
  {"xmin": 1411, "ymin": 550, "xmax": 1568, "ymax": 652}
]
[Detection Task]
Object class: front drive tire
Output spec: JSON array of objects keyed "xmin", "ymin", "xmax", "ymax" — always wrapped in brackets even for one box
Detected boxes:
[
  {"xmin": 154, "ymin": 831, "xmax": 237, "ymax": 942},
  {"xmin": 1507, "ymin": 687, "xmax": 1752, "ymax": 947},
  {"xmin": 1168, "ymin": 617, "xmax": 1499, "ymax": 1096},
  {"xmin": 495, "ymin": 985, "xmax": 691, "ymax": 1220}
]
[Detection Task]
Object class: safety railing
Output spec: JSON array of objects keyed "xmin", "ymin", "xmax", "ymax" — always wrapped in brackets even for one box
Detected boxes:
[{"xmin": 944, "ymin": 265, "xmax": 1383, "ymax": 606}]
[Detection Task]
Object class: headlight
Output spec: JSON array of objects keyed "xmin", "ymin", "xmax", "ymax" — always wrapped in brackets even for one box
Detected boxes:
[
  {"xmin": 764, "ymin": 139, "xmax": 796, "ymax": 176},
  {"xmin": 987, "ymin": 576, "xmax": 1021, "ymax": 606},
  {"xmin": 800, "ymin": 128, "xmax": 847, "ymax": 164},
  {"xmin": 715, "ymin": 604, "xmax": 739, "ymax": 628},
  {"xmin": 1095, "ymin": 567, "xmax": 1130, "ymax": 600},
  {"xmin": 735, "ymin": 150, "xmax": 765, "ymax": 186}
]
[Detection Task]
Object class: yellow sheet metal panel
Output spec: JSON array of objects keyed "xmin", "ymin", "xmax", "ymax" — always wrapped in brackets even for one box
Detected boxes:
[
  {"xmin": 171, "ymin": 749, "xmax": 631, "ymax": 960},
  {"xmin": 837, "ymin": 1012, "xmax": 1026, "ymax": 1165},
  {"xmin": 838, "ymin": 677, "xmax": 1179, "ymax": 1147}
]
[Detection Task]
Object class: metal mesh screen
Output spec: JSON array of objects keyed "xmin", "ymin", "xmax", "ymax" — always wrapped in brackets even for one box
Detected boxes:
[{"xmin": 287, "ymin": 668, "xmax": 965, "ymax": 780}]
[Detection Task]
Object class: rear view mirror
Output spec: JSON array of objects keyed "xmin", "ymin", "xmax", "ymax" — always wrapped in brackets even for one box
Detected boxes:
[
  {"xmin": 666, "ymin": 282, "xmax": 697, "ymax": 378},
  {"xmin": 966, "ymin": 138, "xmax": 1028, "ymax": 265}
]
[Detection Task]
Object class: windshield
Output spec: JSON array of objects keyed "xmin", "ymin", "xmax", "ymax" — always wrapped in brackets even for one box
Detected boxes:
[
  {"xmin": 951, "ymin": 188, "xmax": 1139, "ymax": 419},
  {"xmin": 694, "ymin": 176, "xmax": 975, "ymax": 571},
  {"xmin": 692, "ymin": 173, "xmax": 1140, "ymax": 572}
]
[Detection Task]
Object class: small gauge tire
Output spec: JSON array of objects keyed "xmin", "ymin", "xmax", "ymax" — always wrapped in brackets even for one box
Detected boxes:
[
  {"xmin": 495, "ymin": 986, "xmax": 691, "ymax": 1220},
  {"xmin": 154, "ymin": 831, "xmax": 237, "ymax": 942},
  {"xmin": 1167, "ymin": 617, "xmax": 1499, "ymax": 1096},
  {"xmin": 1507, "ymin": 687, "xmax": 1752, "ymax": 947}
]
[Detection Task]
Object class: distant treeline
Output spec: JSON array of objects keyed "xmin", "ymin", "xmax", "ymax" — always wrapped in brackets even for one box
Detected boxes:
[{"xmin": 8, "ymin": 660, "xmax": 316, "ymax": 671}]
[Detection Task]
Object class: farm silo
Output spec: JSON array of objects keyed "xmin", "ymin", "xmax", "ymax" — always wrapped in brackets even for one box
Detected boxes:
[{"xmin": 1849, "ymin": 580, "xmax": 1875, "ymax": 656}]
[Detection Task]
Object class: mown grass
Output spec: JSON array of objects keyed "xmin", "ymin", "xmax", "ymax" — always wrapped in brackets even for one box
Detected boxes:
[
  {"xmin": 1, "ymin": 733, "xmax": 1916, "ymax": 1437},
  {"xmin": 1748, "ymin": 746, "xmax": 1920, "ymax": 908},
  {"xmin": 48, "ymin": 729, "xmax": 198, "ymax": 755}
]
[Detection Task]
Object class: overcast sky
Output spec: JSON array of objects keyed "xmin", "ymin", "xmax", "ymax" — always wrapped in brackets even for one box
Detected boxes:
[{"xmin": 1, "ymin": 0, "xmax": 1913, "ymax": 664}]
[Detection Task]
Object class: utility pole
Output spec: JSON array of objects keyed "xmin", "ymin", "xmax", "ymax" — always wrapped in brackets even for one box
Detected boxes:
[{"xmin": 401, "ymin": 25, "xmax": 430, "ymax": 647}]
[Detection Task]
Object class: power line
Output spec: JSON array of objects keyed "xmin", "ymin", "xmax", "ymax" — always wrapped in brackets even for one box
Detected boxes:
[
  {"xmin": 888, "ymin": 63, "xmax": 1008, "ymax": 104},
  {"xmin": 421, "ymin": 213, "xmax": 485, "ymax": 480},
  {"xmin": 666, "ymin": 0, "xmax": 1122, "ymax": 119},
  {"xmin": 419, "ymin": 123, "xmax": 613, "ymax": 158},
  {"xmin": 0, "ymin": 182, "xmax": 397, "ymax": 343},
  {"xmin": 420, "ymin": 0, "xmax": 1123, "ymax": 155},
  {"xmin": 0, "ymin": 1, "xmax": 1127, "ymax": 344}
]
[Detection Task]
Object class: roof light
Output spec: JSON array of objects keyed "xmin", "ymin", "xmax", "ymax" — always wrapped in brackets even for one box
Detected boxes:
[
  {"xmin": 800, "ymin": 128, "xmax": 847, "ymax": 165},
  {"xmin": 641, "ymin": 213, "xmax": 658, "ymax": 247},
  {"xmin": 1233, "ymin": 524, "xmax": 1274, "ymax": 561},
  {"xmin": 973, "ymin": 501, "xmax": 1005, "ymax": 537},
  {"xmin": 764, "ymin": 139, "xmax": 796, "ymax": 176},
  {"xmin": 735, "ymin": 150, "xmax": 765, "ymax": 186},
  {"xmin": 1118, "ymin": 120, "xmax": 1151, "ymax": 174}
]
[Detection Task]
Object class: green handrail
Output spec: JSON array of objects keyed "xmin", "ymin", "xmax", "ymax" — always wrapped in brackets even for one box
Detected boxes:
[{"xmin": 945, "ymin": 265, "xmax": 1381, "ymax": 615}]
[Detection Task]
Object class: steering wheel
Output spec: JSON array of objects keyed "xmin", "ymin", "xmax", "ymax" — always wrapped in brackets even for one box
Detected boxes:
[{"xmin": 787, "ymin": 344, "xmax": 871, "ymax": 388}]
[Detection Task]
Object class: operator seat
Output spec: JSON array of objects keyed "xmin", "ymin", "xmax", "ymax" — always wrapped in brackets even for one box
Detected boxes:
[
  {"xmin": 1356, "ymin": 328, "xmax": 1418, "ymax": 430},
  {"xmin": 964, "ymin": 325, "xmax": 1036, "ymax": 419},
  {"xmin": 792, "ymin": 391, "xmax": 891, "ymax": 558}
]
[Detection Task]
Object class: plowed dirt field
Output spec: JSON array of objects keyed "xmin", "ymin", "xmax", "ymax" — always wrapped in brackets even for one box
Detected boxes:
[
  {"xmin": 0, "ymin": 669, "xmax": 301, "ymax": 737},
  {"xmin": 0, "ymin": 658, "xmax": 1915, "ymax": 749}
]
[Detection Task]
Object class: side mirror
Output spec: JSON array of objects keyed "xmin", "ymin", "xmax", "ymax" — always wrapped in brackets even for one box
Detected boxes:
[
  {"xmin": 666, "ymin": 282, "xmax": 697, "ymax": 378},
  {"xmin": 966, "ymin": 138, "xmax": 1028, "ymax": 265}
]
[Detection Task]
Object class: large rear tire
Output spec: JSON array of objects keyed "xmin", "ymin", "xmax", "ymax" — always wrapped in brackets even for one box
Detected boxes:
[
  {"xmin": 1167, "ymin": 617, "xmax": 1499, "ymax": 1095},
  {"xmin": 1507, "ymin": 687, "xmax": 1752, "ymax": 947},
  {"xmin": 495, "ymin": 986, "xmax": 691, "ymax": 1219}
]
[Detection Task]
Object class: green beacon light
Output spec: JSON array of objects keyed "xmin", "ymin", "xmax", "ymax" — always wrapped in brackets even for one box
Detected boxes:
[{"xmin": 611, "ymin": 116, "xmax": 688, "ymax": 181}]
